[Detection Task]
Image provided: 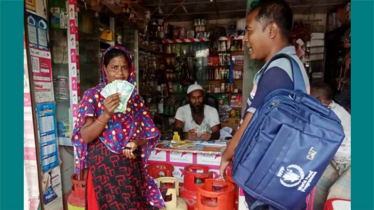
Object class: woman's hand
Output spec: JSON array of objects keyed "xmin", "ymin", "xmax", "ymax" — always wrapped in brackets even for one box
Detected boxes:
[
  {"xmin": 123, "ymin": 141, "xmax": 138, "ymax": 159},
  {"xmin": 103, "ymin": 93, "xmax": 120, "ymax": 117}
]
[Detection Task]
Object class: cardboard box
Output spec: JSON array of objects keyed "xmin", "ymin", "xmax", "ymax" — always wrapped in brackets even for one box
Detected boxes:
[
  {"xmin": 221, "ymin": 117, "xmax": 241, "ymax": 131},
  {"xmin": 310, "ymin": 40, "xmax": 325, "ymax": 47},
  {"xmin": 311, "ymin": 33, "xmax": 325, "ymax": 40},
  {"xmin": 310, "ymin": 47, "xmax": 325, "ymax": 54},
  {"xmin": 310, "ymin": 53, "xmax": 324, "ymax": 61}
]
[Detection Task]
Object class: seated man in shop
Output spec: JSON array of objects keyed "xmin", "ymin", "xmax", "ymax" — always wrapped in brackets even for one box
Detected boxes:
[
  {"xmin": 311, "ymin": 82, "xmax": 351, "ymax": 209},
  {"xmin": 174, "ymin": 83, "xmax": 221, "ymax": 141}
]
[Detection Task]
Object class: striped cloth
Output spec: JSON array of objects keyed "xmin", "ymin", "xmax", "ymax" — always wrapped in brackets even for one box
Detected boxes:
[{"xmin": 313, "ymin": 161, "xmax": 351, "ymax": 209}]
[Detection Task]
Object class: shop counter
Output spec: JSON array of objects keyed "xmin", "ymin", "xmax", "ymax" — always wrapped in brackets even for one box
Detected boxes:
[
  {"xmin": 148, "ymin": 140, "xmax": 226, "ymax": 183},
  {"xmin": 148, "ymin": 140, "xmax": 250, "ymax": 210}
]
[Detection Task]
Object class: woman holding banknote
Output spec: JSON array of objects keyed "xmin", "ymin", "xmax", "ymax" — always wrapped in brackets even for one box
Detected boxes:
[{"xmin": 72, "ymin": 46, "xmax": 165, "ymax": 209}]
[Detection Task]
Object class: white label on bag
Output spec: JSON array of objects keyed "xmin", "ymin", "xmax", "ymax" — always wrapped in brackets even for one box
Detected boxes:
[
  {"xmin": 277, "ymin": 164, "xmax": 317, "ymax": 193},
  {"xmin": 297, "ymin": 170, "xmax": 318, "ymax": 192},
  {"xmin": 277, "ymin": 164, "xmax": 305, "ymax": 188}
]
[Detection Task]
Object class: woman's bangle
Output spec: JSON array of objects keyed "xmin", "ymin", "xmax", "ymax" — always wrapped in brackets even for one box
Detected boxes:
[{"xmin": 96, "ymin": 118, "xmax": 106, "ymax": 126}]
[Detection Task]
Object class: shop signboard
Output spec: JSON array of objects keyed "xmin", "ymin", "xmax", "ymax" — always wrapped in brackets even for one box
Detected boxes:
[
  {"xmin": 67, "ymin": 0, "xmax": 80, "ymax": 125},
  {"xmin": 24, "ymin": 34, "xmax": 41, "ymax": 210},
  {"xmin": 36, "ymin": 103, "xmax": 59, "ymax": 172},
  {"xmin": 196, "ymin": 153, "xmax": 221, "ymax": 166},
  {"xmin": 42, "ymin": 167, "xmax": 63, "ymax": 210},
  {"xmin": 30, "ymin": 47, "xmax": 54, "ymax": 103},
  {"xmin": 148, "ymin": 150, "xmax": 167, "ymax": 162},
  {"xmin": 26, "ymin": 13, "xmax": 49, "ymax": 50}
]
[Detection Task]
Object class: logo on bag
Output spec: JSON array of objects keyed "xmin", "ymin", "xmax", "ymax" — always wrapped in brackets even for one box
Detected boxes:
[
  {"xmin": 277, "ymin": 164, "xmax": 305, "ymax": 188},
  {"xmin": 307, "ymin": 147, "xmax": 317, "ymax": 160}
]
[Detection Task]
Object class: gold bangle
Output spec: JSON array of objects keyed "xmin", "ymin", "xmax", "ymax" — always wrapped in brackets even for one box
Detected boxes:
[{"xmin": 96, "ymin": 118, "xmax": 106, "ymax": 126}]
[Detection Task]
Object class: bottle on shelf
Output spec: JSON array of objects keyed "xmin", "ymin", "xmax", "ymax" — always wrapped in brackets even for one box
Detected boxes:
[{"xmin": 158, "ymin": 98, "xmax": 164, "ymax": 114}]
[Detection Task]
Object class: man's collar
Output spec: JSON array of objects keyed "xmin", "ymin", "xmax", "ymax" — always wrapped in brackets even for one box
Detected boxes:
[
  {"xmin": 260, "ymin": 45, "xmax": 296, "ymax": 70},
  {"xmin": 276, "ymin": 45, "xmax": 296, "ymax": 55},
  {"xmin": 328, "ymin": 101, "xmax": 336, "ymax": 109}
]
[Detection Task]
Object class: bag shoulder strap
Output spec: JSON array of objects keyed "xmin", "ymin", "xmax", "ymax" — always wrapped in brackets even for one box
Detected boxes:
[{"xmin": 259, "ymin": 53, "xmax": 306, "ymax": 93}]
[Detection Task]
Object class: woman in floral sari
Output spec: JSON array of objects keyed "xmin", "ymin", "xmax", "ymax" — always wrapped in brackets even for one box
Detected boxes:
[{"xmin": 72, "ymin": 46, "xmax": 165, "ymax": 209}]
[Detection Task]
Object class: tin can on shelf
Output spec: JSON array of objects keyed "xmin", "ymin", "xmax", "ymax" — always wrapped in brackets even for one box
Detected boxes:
[{"xmin": 215, "ymin": 69, "xmax": 219, "ymax": 80}]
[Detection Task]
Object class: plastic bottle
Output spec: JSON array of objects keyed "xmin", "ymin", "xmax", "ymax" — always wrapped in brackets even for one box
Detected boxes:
[{"xmin": 158, "ymin": 98, "xmax": 164, "ymax": 114}]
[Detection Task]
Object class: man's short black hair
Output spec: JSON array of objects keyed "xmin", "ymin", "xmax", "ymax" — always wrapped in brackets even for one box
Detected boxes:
[
  {"xmin": 311, "ymin": 82, "xmax": 334, "ymax": 101},
  {"xmin": 249, "ymin": 0, "xmax": 293, "ymax": 39}
]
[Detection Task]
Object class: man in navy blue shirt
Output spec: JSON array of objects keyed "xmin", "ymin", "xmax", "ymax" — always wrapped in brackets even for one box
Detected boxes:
[{"xmin": 220, "ymin": 0, "xmax": 310, "ymax": 209}]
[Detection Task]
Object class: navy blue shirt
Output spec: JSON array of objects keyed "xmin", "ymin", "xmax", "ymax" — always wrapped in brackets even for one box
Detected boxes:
[{"xmin": 248, "ymin": 67, "xmax": 293, "ymax": 111}]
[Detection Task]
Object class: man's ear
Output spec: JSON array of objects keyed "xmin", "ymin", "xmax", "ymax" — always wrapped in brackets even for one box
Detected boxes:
[{"xmin": 268, "ymin": 22, "xmax": 279, "ymax": 39}]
